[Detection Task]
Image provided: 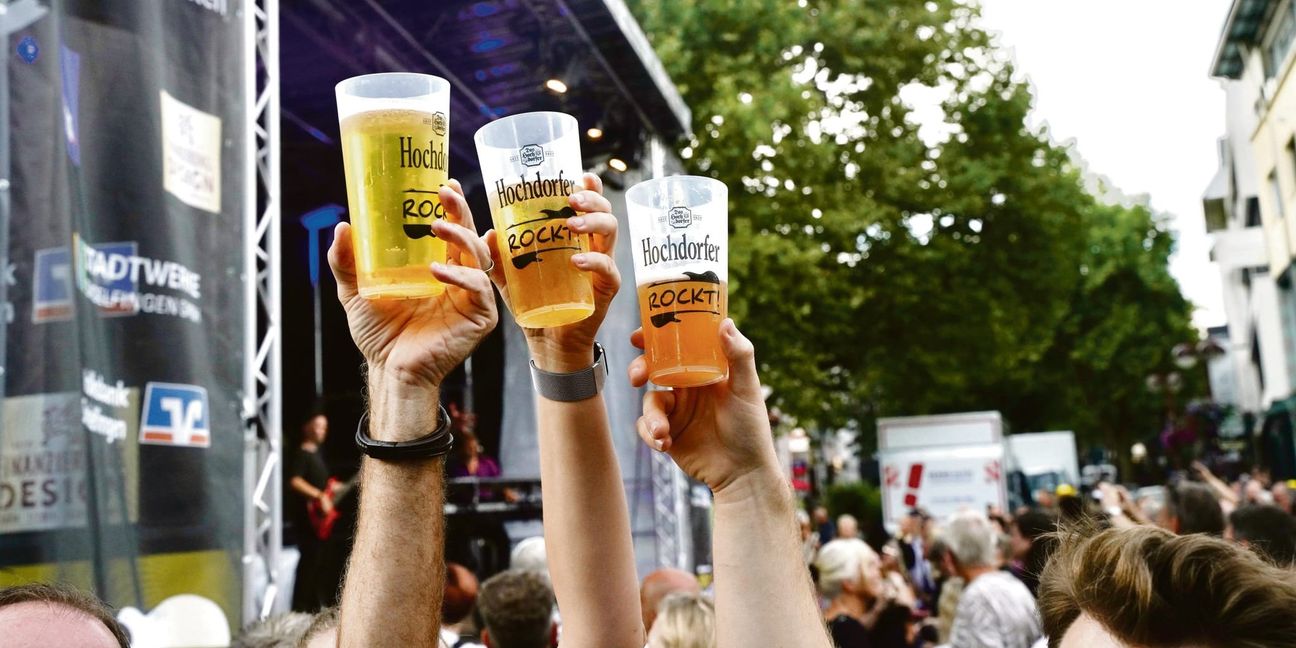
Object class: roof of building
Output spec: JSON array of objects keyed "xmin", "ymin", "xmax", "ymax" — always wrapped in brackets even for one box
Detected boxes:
[{"xmin": 1211, "ymin": 0, "xmax": 1280, "ymax": 79}]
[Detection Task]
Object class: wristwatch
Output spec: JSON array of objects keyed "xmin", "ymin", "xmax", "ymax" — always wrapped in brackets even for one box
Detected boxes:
[{"xmin": 530, "ymin": 342, "xmax": 607, "ymax": 402}]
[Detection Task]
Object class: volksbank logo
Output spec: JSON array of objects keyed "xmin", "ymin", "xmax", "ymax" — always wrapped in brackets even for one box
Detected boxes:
[
  {"xmin": 519, "ymin": 144, "xmax": 544, "ymax": 167},
  {"xmin": 140, "ymin": 382, "xmax": 210, "ymax": 448},
  {"xmin": 33, "ymin": 247, "xmax": 73, "ymax": 323}
]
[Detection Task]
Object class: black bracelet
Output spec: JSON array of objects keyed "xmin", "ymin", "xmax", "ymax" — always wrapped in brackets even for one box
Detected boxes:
[{"xmin": 354, "ymin": 403, "xmax": 455, "ymax": 461}]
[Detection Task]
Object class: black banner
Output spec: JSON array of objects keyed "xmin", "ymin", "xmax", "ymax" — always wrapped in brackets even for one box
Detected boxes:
[{"xmin": 0, "ymin": 0, "xmax": 245, "ymax": 628}]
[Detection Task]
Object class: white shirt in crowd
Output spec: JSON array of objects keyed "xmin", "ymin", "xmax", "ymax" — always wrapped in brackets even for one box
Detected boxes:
[{"xmin": 948, "ymin": 571, "xmax": 1042, "ymax": 648}]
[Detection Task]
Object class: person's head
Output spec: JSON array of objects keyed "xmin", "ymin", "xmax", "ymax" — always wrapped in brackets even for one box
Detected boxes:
[
  {"xmin": 813, "ymin": 506, "xmax": 829, "ymax": 524},
  {"xmin": 795, "ymin": 510, "xmax": 812, "ymax": 540},
  {"xmin": 815, "ymin": 538, "xmax": 883, "ymax": 605},
  {"xmin": 444, "ymin": 562, "xmax": 480, "ymax": 626},
  {"xmin": 640, "ymin": 568, "xmax": 701, "ymax": 634},
  {"xmin": 296, "ymin": 607, "xmax": 337, "ymax": 648},
  {"xmin": 455, "ymin": 429, "xmax": 482, "ymax": 464},
  {"xmin": 1158, "ymin": 482, "xmax": 1225, "ymax": 536},
  {"xmin": 1227, "ymin": 504, "xmax": 1296, "ymax": 566},
  {"xmin": 835, "ymin": 514, "xmax": 859, "ymax": 539},
  {"xmin": 1038, "ymin": 525, "xmax": 1296, "ymax": 648},
  {"xmin": 511, "ymin": 536, "xmax": 549, "ymax": 576},
  {"xmin": 1272, "ymin": 480, "xmax": 1292, "ymax": 513},
  {"xmin": 646, "ymin": 592, "xmax": 715, "ymax": 648},
  {"xmin": 478, "ymin": 569, "xmax": 556, "ymax": 648},
  {"xmin": 941, "ymin": 511, "xmax": 997, "ymax": 578},
  {"xmin": 1010, "ymin": 509, "xmax": 1056, "ymax": 561},
  {"xmin": 233, "ymin": 612, "xmax": 312, "ymax": 648},
  {"xmin": 927, "ymin": 535, "xmax": 957, "ymax": 579},
  {"xmin": 0, "ymin": 583, "xmax": 129, "ymax": 648},
  {"xmin": 301, "ymin": 413, "xmax": 327, "ymax": 446}
]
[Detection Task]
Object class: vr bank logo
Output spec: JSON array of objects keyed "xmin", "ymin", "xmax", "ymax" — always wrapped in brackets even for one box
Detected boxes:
[
  {"xmin": 140, "ymin": 382, "xmax": 210, "ymax": 448},
  {"xmin": 32, "ymin": 247, "xmax": 73, "ymax": 323}
]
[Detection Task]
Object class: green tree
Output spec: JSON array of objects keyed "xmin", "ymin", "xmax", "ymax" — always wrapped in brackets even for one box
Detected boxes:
[{"xmin": 628, "ymin": 0, "xmax": 1196, "ymax": 459}]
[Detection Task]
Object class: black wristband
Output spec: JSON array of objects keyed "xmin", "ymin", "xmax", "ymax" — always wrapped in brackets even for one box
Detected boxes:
[{"xmin": 355, "ymin": 403, "xmax": 455, "ymax": 461}]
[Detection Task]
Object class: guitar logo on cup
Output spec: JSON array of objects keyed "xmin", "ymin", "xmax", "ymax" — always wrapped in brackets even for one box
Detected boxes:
[
  {"xmin": 430, "ymin": 112, "xmax": 447, "ymax": 137},
  {"xmin": 519, "ymin": 144, "xmax": 545, "ymax": 167}
]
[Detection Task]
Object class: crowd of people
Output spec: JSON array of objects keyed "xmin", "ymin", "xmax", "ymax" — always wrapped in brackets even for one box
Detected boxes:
[
  {"xmin": 4, "ymin": 177, "xmax": 1296, "ymax": 647},
  {"xmin": 794, "ymin": 465, "xmax": 1296, "ymax": 648}
]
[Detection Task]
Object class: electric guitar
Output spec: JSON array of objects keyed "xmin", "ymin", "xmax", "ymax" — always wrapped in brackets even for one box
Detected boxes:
[{"xmin": 306, "ymin": 476, "xmax": 358, "ymax": 540}]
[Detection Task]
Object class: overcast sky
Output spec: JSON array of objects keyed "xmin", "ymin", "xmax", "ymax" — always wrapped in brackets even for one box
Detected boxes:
[{"xmin": 975, "ymin": 0, "xmax": 1233, "ymax": 329}]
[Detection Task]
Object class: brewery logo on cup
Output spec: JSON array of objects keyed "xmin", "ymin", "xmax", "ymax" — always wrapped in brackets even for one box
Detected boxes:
[
  {"xmin": 139, "ymin": 382, "xmax": 210, "ymax": 448},
  {"xmin": 430, "ymin": 111, "xmax": 447, "ymax": 136},
  {"xmin": 639, "ymin": 233, "xmax": 722, "ymax": 268},
  {"xmin": 399, "ymin": 136, "xmax": 447, "ymax": 171},
  {"xmin": 667, "ymin": 206, "xmax": 694, "ymax": 230},
  {"xmin": 520, "ymin": 144, "xmax": 545, "ymax": 167},
  {"xmin": 645, "ymin": 271, "xmax": 722, "ymax": 328}
]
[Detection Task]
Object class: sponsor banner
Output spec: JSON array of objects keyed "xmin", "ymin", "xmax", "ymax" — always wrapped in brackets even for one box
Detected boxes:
[
  {"xmin": 160, "ymin": 90, "xmax": 223, "ymax": 214},
  {"xmin": 0, "ymin": 392, "xmax": 139, "ymax": 534},
  {"xmin": 2, "ymin": 0, "xmax": 246, "ymax": 620}
]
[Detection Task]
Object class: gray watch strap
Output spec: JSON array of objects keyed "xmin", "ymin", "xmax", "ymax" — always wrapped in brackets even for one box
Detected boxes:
[{"xmin": 530, "ymin": 342, "xmax": 607, "ymax": 402}]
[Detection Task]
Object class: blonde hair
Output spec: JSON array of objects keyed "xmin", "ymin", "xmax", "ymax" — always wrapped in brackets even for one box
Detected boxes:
[
  {"xmin": 815, "ymin": 538, "xmax": 877, "ymax": 599},
  {"xmin": 646, "ymin": 592, "xmax": 715, "ymax": 648}
]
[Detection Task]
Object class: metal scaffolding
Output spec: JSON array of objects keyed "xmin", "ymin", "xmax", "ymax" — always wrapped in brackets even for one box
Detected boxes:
[{"xmin": 241, "ymin": 0, "xmax": 283, "ymax": 624}]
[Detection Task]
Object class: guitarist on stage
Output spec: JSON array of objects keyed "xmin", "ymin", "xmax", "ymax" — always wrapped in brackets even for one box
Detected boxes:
[{"xmin": 290, "ymin": 411, "xmax": 332, "ymax": 611}]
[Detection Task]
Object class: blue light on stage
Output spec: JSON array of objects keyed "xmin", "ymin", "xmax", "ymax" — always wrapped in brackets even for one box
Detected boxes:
[
  {"xmin": 472, "ymin": 2, "xmax": 499, "ymax": 17},
  {"xmin": 476, "ymin": 70, "xmax": 488, "ymax": 81},
  {"xmin": 300, "ymin": 205, "xmax": 346, "ymax": 286},
  {"xmin": 472, "ymin": 36, "xmax": 506, "ymax": 53}
]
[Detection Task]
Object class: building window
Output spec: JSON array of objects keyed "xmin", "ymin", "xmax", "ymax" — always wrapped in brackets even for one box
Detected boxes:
[
  {"xmin": 1247, "ymin": 196, "xmax": 1262, "ymax": 227},
  {"xmin": 1271, "ymin": 171, "xmax": 1286, "ymax": 220},
  {"xmin": 1289, "ymin": 138, "xmax": 1296, "ymax": 186},
  {"xmin": 1267, "ymin": 1, "xmax": 1296, "ymax": 78}
]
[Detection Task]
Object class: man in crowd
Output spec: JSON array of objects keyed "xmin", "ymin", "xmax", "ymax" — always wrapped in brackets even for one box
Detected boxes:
[
  {"xmin": 231, "ymin": 611, "xmax": 312, "ymax": 647},
  {"xmin": 945, "ymin": 511, "xmax": 1042, "ymax": 648},
  {"xmin": 0, "ymin": 583, "xmax": 129, "ymax": 648},
  {"xmin": 1157, "ymin": 481, "xmax": 1225, "ymax": 536},
  {"xmin": 814, "ymin": 505, "xmax": 836, "ymax": 545},
  {"xmin": 836, "ymin": 514, "xmax": 860, "ymax": 540},
  {"xmin": 1227, "ymin": 504, "xmax": 1296, "ymax": 566},
  {"xmin": 1038, "ymin": 525, "xmax": 1296, "ymax": 647},
  {"xmin": 477, "ymin": 570, "xmax": 557, "ymax": 648},
  {"xmin": 640, "ymin": 568, "xmax": 701, "ymax": 636}
]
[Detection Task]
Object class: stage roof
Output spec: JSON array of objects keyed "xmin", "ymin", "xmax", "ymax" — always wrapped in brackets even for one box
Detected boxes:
[{"xmin": 281, "ymin": 0, "xmax": 692, "ymax": 172}]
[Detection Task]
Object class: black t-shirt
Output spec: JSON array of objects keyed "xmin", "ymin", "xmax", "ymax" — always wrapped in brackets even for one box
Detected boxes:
[
  {"xmin": 290, "ymin": 447, "xmax": 329, "ymax": 522},
  {"xmin": 828, "ymin": 614, "xmax": 872, "ymax": 648}
]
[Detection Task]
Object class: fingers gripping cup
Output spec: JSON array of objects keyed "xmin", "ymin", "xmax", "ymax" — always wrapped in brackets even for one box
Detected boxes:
[
  {"xmin": 336, "ymin": 73, "xmax": 451, "ymax": 300},
  {"xmin": 626, "ymin": 176, "xmax": 729, "ymax": 387},
  {"xmin": 475, "ymin": 112, "xmax": 594, "ymax": 328}
]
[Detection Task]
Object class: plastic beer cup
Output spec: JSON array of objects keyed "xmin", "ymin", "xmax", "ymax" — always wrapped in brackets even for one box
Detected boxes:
[
  {"xmin": 336, "ymin": 73, "xmax": 450, "ymax": 299},
  {"xmin": 626, "ymin": 176, "xmax": 729, "ymax": 387},
  {"xmin": 474, "ymin": 112, "xmax": 595, "ymax": 327}
]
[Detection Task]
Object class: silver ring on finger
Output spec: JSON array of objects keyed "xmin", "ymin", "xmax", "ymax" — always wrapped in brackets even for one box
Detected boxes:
[{"xmin": 483, "ymin": 257, "xmax": 495, "ymax": 274}]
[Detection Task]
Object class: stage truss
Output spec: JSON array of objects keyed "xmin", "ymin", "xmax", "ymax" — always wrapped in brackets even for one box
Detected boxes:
[{"xmin": 242, "ymin": 0, "xmax": 283, "ymax": 623}]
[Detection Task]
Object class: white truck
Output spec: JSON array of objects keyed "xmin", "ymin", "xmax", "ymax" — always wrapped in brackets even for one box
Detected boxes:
[
  {"xmin": 1004, "ymin": 430, "xmax": 1081, "ymax": 505},
  {"xmin": 877, "ymin": 411, "xmax": 1008, "ymax": 533}
]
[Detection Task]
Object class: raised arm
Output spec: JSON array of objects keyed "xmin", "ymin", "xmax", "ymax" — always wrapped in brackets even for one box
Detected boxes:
[
  {"xmin": 482, "ymin": 173, "xmax": 644, "ymax": 648},
  {"xmin": 628, "ymin": 320, "xmax": 831, "ymax": 648},
  {"xmin": 330, "ymin": 181, "xmax": 497, "ymax": 648}
]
